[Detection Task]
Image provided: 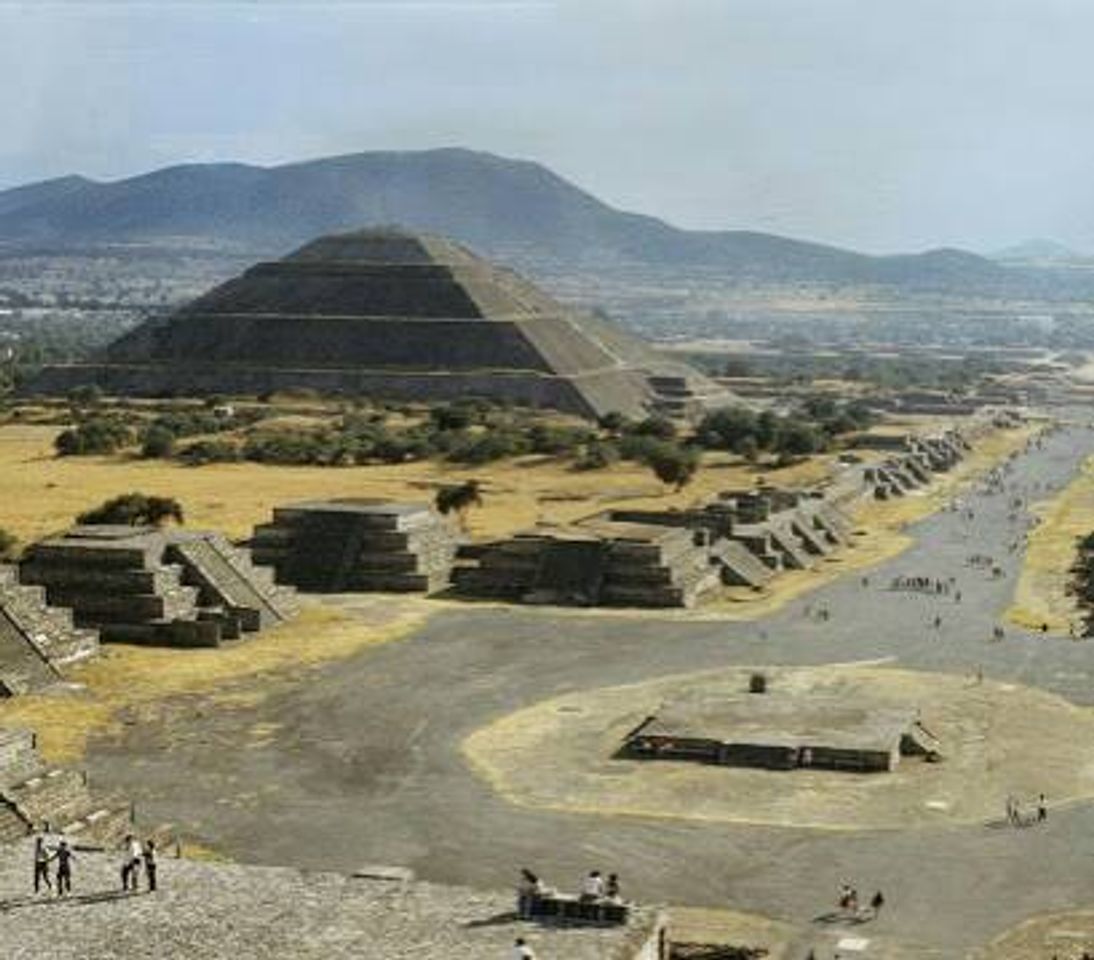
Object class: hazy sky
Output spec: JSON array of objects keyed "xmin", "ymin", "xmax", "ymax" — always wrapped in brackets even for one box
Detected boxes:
[{"xmin": 2, "ymin": 0, "xmax": 1093, "ymax": 253}]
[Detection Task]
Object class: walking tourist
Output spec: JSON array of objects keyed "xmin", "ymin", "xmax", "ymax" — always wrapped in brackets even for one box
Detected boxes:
[
  {"xmin": 121, "ymin": 833, "xmax": 143, "ymax": 891},
  {"xmin": 54, "ymin": 839, "xmax": 74, "ymax": 897},
  {"xmin": 870, "ymin": 890, "xmax": 885, "ymax": 916},
  {"xmin": 1038, "ymin": 794, "xmax": 1048, "ymax": 823},
  {"xmin": 143, "ymin": 838, "xmax": 158, "ymax": 892},
  {"xmin": 32, "ymin": 834, "xmax": 51, "ymax": 895}
]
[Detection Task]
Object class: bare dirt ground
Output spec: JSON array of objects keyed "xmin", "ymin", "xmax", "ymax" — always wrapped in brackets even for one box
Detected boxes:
[
  {"xmin": 463, "ymin": 663, "xmax": 1094, "ymax": 830},
  {"xmin": 0, "ymin": 596, "xmax": 431, "ymax": 763}
]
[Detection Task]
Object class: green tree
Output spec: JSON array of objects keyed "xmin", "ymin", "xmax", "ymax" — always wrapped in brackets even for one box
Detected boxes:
[
  {"xmin": 140, "ymin": 425, "xmax": 176, "ymax": 459},
  {"xmin": 647, "ymin": 443, "xmax": 700, "ymax": 492},
  {"xmin": 78, "ymin": 493, "xmax": 185, "ymax": 527},
  {"xmin": 435, "ymin": 480, "xmax": 483, "ymax": 529}
]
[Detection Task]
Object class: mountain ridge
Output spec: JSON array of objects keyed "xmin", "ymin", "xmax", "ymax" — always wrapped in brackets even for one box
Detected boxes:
[{"xmin": 0, "ymin": 148, "xmax": 1010, "ymax": 288}]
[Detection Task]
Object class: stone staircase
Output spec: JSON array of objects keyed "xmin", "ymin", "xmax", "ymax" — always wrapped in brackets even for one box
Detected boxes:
[
  {"xmin": 169, "ymin": 534, "xmax": 298, "ymax": 635},
  {"xmin": 0, "ymin": 565, "xmax": 98, "ymax": 696},
  {"xmin": 21, "ymin": 527, "xmax": 297, "ymax": 649},
  {"xmin": 0, "ymin": 729, "xmax": 132, "ymax": 848}
]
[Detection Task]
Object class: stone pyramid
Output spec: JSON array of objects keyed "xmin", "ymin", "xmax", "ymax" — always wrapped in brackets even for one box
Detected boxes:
[{"xmin": 28, "ymin": 229, "xmax": 733, "ymax": 420}]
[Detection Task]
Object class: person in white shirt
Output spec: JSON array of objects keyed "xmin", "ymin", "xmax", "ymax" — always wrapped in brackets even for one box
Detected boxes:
[
  {"xmin": 121, "ymin": 834, "xmax": 143, "ymax": 891},
  {"xmin": 512, "ymin": 936, "xmax": 536, "ymax": 959},
  {"xmin": 580, "ymin": 870, "xmax": 605, "ymax": 901}
]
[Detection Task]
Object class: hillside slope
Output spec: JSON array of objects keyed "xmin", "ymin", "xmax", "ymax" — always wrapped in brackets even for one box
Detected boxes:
[{"xmin": 0, "ymin": 148, "xmax": 1009, "ymax": 288}]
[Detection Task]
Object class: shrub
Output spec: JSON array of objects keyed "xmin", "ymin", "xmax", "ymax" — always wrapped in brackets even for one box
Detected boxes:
[
  {"xmin": 177, "ymin": 439, "xmax": 241, "ymax": 465},
  {"xmin": 78, "ymin": 493, "xmax": 185, "ymax": 526},
  {"xmin": 435, "ymin": 480, "xmax": 483, "ymax": 519},
  {"xmin": 646, "ymin": 442, "xmax": 700, "ymax": 491},
  {"xmin": 0, "ymin": 527, "xmax": 18, "ymax": 562},
  {"xmin": 528, "ymin": 424, "xmax": 597, "ymax": 456},
  {"xmin": 630, "ymin": 415, "xmax": 677, "ymax": 441},
  {"xmin": 140, "ymin": 425, "xmax": 176, "ymax": 459},
  {"xmin": 54, "ymin": 416, "xmax": 134, "ymax": 456},
  {"xmin": 446, "ymin": 429, "xmax": 529, "ymax": 465},
  {"xmin": 574, "ymin": 440, "xmax": 620, "ymax": 471}
]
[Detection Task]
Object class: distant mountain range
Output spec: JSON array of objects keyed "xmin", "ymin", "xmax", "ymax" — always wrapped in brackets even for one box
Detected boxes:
[
  {"xmin": 0, "ymin": 148, "xmax": 1056, "ymax": 291},
  {"xmin": 989, "ymin": 238, "xmax": 1088, "ymax": 264}
]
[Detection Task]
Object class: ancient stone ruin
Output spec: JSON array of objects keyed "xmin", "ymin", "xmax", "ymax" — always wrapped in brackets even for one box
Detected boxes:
[
  {"xmin": 453, "ymin": 486, "xmax": 856, "ymax": 608},
  {"xmin": 0, "ymin": 727, "xmax": 132, "ymax": 847},
  {"xmin": 454, "ymin": 519, "xmax": 721, "ymax": 608},
  {"xmin": 621, "ymin": 692, "xmax": 940, "ymax": 772},
  {"xmin": 26, "ymin": 228, "xmax": 735, "ymax": 422},
  {"xmin": 0, "ymin": 564, "xmax": 98, "ymax": 696},
  {"xmin": 19, "ymin": 526, "xmax": 298, "ymax": 647},
  {"xmin": 250, "ymin": 499, "xmax": 457, "ymax": 593}
]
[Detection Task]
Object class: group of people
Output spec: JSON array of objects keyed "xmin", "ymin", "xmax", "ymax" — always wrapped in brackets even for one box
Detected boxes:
[
  {"xmin": 1005, "ymin": 793, "xmax": 1048, "ymax": 827},
  {"xmin": 837, "ymin": 883, "xmax": 885, "ymax": 919},
  {"xmin": 890, "ymin": 574, "xmax": 955, "ymax": 596},
  {"xmin": 31, "ymin": 825, "xmax": 158, "ymax": 897},
  {"xmin": 516, "ymin": 867, "xmax": 623, "ymax": 918}
]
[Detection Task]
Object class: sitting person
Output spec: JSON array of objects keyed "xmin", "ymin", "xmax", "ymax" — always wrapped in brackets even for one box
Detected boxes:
[
  {"xmin": 580, "ymin": 870, "xmax": 605, "ymax": 902},
  {"xmin": 605, "ymin": 873, "xmax": 621, "ymax": 902}
]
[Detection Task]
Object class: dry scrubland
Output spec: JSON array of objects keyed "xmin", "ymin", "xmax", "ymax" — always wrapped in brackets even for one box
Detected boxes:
[
  {"xmin": 1008, "ymin": 452, "xmax": 1094, "ymax": 633},
  {"xmin": 0, "ymin": 422, "xmax": 833, "ymax": 544}
]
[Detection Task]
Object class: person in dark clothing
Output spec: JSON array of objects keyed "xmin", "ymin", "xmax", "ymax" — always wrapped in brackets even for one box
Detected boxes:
[
  {"xmin": 870, "ymin": 890, "xmax": 885, "ymax": 916},
  {"xmin": 606, "ymin": 873, "xmax": 620, "ymax": 900},
  {"xmin": 33, "ymin": 836, "xmax": 52, "ymax": 894},
  {"xmin": 143, "ymin": 839, "xmax": 158, "ymax": 892},
  {"xmin": 54, "ymin": 840, "xmax": 74, "ymax": 896},
  {"xmin": 1038, "ymin": 794, "xmax": 1048, "ymax": 822}
]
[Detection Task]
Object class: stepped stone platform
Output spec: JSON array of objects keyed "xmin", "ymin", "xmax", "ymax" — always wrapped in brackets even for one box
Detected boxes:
[
  {"xmin": 0, "ymin": 844, "xmax": 668, "ymax": 960},
  {"xmin": 453, "ymin": 485, "xmax": 861, "ymax": 609},
  {"xmin": 0, "ymin": 728, "xmax": 132, "ymax": 848},
  {"xmin": 454, "ymin": 519, "xmax": 721, "ymax": 608},
  {"xmin": 0, "ymin": 565, "xmax": 98, "ymax": 697},
  {"xmin": 26, "ymin": 227, "xmax": 736, "ymax": 422},
  {"xmin": 20, "ymin": 526, "xmax": 298, "ymax": 647},
  {"xmin": 622, "ymin": 693, "xmax": 940, "ymax": 773},
  {"xmin": 250, "ymin": 499, "xmax": 457, "ymax": 593}
]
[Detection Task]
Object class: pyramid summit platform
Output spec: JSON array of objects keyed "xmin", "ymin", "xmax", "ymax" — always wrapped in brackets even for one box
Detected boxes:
[{"xmin": 28, "ymin": 228, "xmax": 734, "ymax": 420}]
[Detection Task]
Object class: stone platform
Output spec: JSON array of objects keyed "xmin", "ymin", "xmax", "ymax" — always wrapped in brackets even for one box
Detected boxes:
[
  {"xmin": 20, "ymin": 526, "xmax": 298, "ymax": 647},
  {"xmin": 0, "ymin": 565, "xmax": 98, "ymax": 697},
  {"xmin": 250, "ymin": 499, "xmax": 457, "ymax": 594}
]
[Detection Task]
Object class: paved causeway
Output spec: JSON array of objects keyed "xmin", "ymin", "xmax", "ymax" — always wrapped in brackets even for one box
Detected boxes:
[{"xmin": 85, "ymin": 419, "xmax": 1094, "ymax": 958}]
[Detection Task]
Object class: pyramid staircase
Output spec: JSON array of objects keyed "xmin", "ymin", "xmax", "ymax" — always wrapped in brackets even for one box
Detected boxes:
[
  {"xmin": 0, "ymin": 728, "xmax": 132, "ymax": 848},
  {"xmin": 20, "ymin": 527, "xmax": 297, "ymax": 648},
  {"xmin": 0, "ymin": 565, "xmax": 98, "ymax": 697}
]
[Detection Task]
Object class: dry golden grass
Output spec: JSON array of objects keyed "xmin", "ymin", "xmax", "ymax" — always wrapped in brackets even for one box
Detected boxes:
[
  {"xmin": 668, "ymin": 907, "xmax": 796, "ymax": 960},
  {"xmin": 1007, "ymin": 454, "xmax": 1094, "ymax": 633},
  {"xmin": 0, "ymin": 599, "xmax": 429, "ymax": 763},
  {"xmin": 969, "ymin": 908, "xmax": 1094, "ymax": 960},
  {"xmin": 0, "ymin": 423, "xmax": 830, "ymax": 544}
]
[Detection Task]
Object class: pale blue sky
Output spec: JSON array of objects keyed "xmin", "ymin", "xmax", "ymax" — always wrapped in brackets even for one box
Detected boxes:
[{"xmin": 2, "ymin": 0, "xmax": 1093, "ymax": 253}]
